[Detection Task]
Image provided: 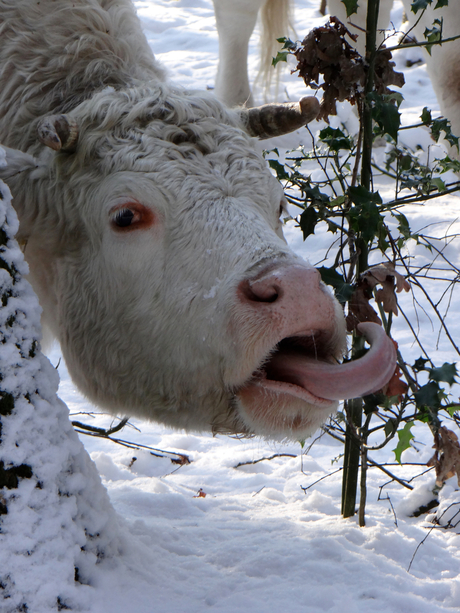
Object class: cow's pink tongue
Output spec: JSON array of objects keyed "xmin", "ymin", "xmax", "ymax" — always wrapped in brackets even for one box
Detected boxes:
[{"xmin": 268, "ymin": 322, "xmax": 397, "ymax": 401}]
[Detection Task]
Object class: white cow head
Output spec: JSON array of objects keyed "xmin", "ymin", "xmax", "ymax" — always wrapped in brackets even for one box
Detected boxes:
[{"xmin": 1, "ymin": 83, "xmax": 395, "ymax": 439}]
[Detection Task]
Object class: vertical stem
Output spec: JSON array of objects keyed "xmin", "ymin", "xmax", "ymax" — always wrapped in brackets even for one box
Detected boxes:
[
  {"xmin": 358, "ymin": 443, "xmax": 368, "ymax": 527},
  {"xmin": 361, "ymin": 0, "xmax": 380, "ymax": 192},
  {"xmin": 341, "ymin": 0, "xmax": 380, "ymax": 521},
  {"xmin": 341, "ymin": 398, "xmax": 363, "ymax": 517}
]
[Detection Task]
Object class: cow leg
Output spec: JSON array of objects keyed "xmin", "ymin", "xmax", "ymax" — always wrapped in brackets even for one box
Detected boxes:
[
  {"xmin": 212, "ymin": 0, "xmax": 266, "ymax": 107},
  {"xmin": 400, "ymin": 0, "xmax": 460, "ymax": 155}
]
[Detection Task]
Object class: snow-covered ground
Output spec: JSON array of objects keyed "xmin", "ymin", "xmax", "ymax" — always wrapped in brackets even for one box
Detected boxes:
[{"xmin": 5, "ymin": 0, "xmax": 460, "ymax": 611}]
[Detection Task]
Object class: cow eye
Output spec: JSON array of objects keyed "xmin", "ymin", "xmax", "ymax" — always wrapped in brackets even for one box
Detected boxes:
[
  {"xmin": 114, "ymin": 209, "xmax": 135, "ymax": 227},
  {"xmin": 110, "ymin": 202, "xmax": 155, "ymax": 232}
]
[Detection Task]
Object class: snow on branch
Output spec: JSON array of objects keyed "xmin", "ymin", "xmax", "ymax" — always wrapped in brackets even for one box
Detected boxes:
[{"xmin": 0, "ymin": 160, "xmax": 121, "ymax": 612}]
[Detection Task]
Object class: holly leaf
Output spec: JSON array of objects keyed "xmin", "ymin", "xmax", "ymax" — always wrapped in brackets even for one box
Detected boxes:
[
  {"xmin": 429, "ymin": 362, "xmax": 457, "ymax": 386},
  {"xmin": 410, "ymin": 0, "xmax": 432, "ymax": 13},
  {"xmin": 341, "ymin": 0, "xmax": 359, "ymax": 17},
  {"xmin": 423, "ymin": 19, "xmax": 442, "ymax": 55},
  {"xmin": 276, "ymin": 37, "xmax": 297, "ymax": 50},
  {"xmin": 384, "ymin": 418, "xmax": 398, "ymax": 438},
  {"xmin": 447, "ymin": 405, "xmax": 460, "ymax": 417},
  {"xmin": 319, "ymin": 126, "xmax": 353, "ymax": 152},
  {"xmin": 414, "ymin": 381, "xmax": 441, "ymax": 411},
  {"xmin": 369, "ymin": 93, "xmax": 401, "ymax": 141},
  {"xmin": 394, "ymin": 212, "xmax": 412, "ymax": 239},
  {"xmin": 393, "ymin": 421, "xmax": 415, "ymax": 464},
  {"xmin": 421, "ymin": 107, "xmax": 432, "ymax": 125},
  {"xmin": 272, "ymin": 51, "xmax": 289, "ymax": 67},
  {"xmin": 268, "ymin": 158, "xmax": 290, "ymax": 181},
  {"xmin": 413, "ymin": 356, "xmax": 430, "ymax": 372},
  {"xmin": 348, "ymin": 200, "xmax": 384, "ymax": 243},
  {"xmin": 431, "ymin": 177, "xmax": 446, "ymax": 192},
  {"xmin": 347, "ymin": 185, "xmax": 382, "ymax": 207},
  {"xmin": 317, "ymin": 266, "xmax": 354, "ymax": 304},
  {"xmin": 303, "ymin": 185, "xmax": 331, "ymax": 207},
  {"xmin": 299, "ymin": 206, "xmax": 318, "ymax": 239},
  {"xmin": 431, "ymin": 117, "xmax": 459, "ymax": 150}
]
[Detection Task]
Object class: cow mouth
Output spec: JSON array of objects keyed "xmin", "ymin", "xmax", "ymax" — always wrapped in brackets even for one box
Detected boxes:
[
  {"xmin": 253, "ymin": 333, "xmax": 337, "ymax": 405},
  {"xmin": 236, "ymin": 322, "xmax": 397, "ymax": 435}
]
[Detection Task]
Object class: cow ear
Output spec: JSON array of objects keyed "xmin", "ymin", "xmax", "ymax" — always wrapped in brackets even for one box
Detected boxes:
[
  {"xmin": 241, "ymin": 96, "xmax": 320, "ymax": 140},
  {"xmin": 37, "ymin": 114, "xmax": 79, "ymax": 152},
  {"xmin": 0, "ymin": 145, "xmax": 38, "ymax": 179}
]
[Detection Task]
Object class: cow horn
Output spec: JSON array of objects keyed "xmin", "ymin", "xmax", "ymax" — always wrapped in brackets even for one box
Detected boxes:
[
  {"xmin": 37, "ymin": 114, "xmax": 79, "ymax": 152},
  {"xmin": 241, "ymin": 96, "xmax": 320, "ymax": 140}
]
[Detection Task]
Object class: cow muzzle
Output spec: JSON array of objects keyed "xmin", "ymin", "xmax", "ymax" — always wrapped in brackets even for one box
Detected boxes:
[{"xmin": 232, "ymin": 262, "xmax": 397, "ymax": 437}]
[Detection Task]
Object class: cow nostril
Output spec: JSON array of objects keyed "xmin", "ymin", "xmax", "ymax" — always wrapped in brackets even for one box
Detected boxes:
[{"xmin": 239, "ymin": 279, "xmax": 282, "ymax": 304}]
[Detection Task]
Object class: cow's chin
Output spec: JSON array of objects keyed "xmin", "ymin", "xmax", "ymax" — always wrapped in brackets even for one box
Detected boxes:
[{"xmin": 236, "ymin": 380, "xmax": 337, "ymax": 440}]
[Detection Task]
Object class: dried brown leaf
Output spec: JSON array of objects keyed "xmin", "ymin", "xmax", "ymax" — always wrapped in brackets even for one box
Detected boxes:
[
  {"xmin": 361, "ymin": 263, "xmax": 410, "ymax": 316},
  {"xmin": 384, "ymin": 361, "xmax": 408, "ymax": 401},
  {"xmin": 194, "ymin": 488, "xmax": 207, "ymax": 498},
  {"xmin": 293, "ymin": 17, "xmax": 404, "ymax": 122},
  {"xmin": 346, "ymin": 278, "xmax": 382, "ymax": 333},
  {"xmin": 427, "ymin": 427, "xmax": 460, "ymax": 487}
]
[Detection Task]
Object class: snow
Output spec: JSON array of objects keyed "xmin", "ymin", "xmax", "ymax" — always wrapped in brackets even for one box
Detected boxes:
[{"xmin": 2, "ymin": 0, "xmax": 460, "ymax": 611}]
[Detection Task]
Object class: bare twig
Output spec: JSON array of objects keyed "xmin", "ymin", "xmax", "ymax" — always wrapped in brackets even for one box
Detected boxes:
[
  {"xmin": 378, "ymin": 490, "xmax": 398, "ymax": 527},
  {"xmin": 234, "ymin": 453, "xmax": 297, "ymax": 468},
  {"xmin": 71, "ymin": 426, "xmax": 190, "ymax": 465},
  {"xmin": 72, "ymin": 416, "xmax": 130, "ymax": 436}
]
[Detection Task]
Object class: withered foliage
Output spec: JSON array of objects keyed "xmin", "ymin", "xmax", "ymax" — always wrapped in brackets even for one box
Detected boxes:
[
  {"xmin": 293, "ymin": 17, "xmax": 404, "ymax": 121},
  {"xmin": 384, "ymin": 361, "xmax": 408, "ymax": 401},
  {"xmin": 346, "ymin": 262, "xmax": 410, "ymax": 332},
  {"xmin": 427, "ymin": 426, "xmax": 460, "ymax": 488},
  {"xmin": 362, "ymin": 262, "xmax": 411, "ymax": 316}
]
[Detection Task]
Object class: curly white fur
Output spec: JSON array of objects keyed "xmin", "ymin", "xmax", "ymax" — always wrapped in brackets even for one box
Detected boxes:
[{"xmin": 0, "ymin": 0, "xmax": 347, "ymax": 438}]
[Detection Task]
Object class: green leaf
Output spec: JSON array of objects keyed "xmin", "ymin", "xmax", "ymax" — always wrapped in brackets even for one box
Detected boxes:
[
  {"xmin": 421, "ymin": 107, "xmax": 432, "ymax": 125},
  {"xmin": 299, "ymin": 207, "xmax": 318, "ymax": 239},
  {"xmin": 393, "ymin": 422, "xmax": 415, "ymax": 464},
  {"xmin": 384, "ymin": 418, "xmax": 398, "ymax": 438},
  {"xmin": 369, "ymin": 93, "xmax": 401, "ymax": 141},
  {"xmin": 377, "ymin": 223, "xmax": 390, "ymax": 253},
  {"xmin": 436, "ymin": 155, "xmax": 460, "ymax": 174},
  {"xmin": 363, "ymin": 393, "xmax": 386, "ymax": 415},
  {"xmin": 394, "ymin": 212, "xmax": 411, "ymax": 239},
  {"xmin": 447, "ymin": 405, "xmax": 460, "ymax": 417},
  {"xmin": 303, "ymin": 185, "xmax": 331, "ymax": 207},
  {"xmin": 414, "ymin": 381, "xmax": 441, "ymax": 411},
  {"xmin": 347, "ymin": 185, "xmax": 382, "ymax": 207},
  {"xmin": 431, "ymin": 117, "xmax": 460, "ymax": 149},
  {"xmin": 429, "ymin": 362, "xmax": 457, "ymax": 386},
  {"xmin": 319, "ymin": 126, "xmax": 353, "ymax": 152},
  {"xmin": 435, "ymin": 0, "xmax": 449, "ymax": 8},
  {"xmin": 347, "ymin": 187, "xmax": 384, "ymax": 243},
  {"xmin": 400, "ymin": 155, "xmax": 412, "ymax": 171},
  {"xmin": 411, "ymin": 0, "xmax": 432, "ymax": 13},
  {"xmin": 276, "ymin": 37, "xmax": 297, "ymax": 50},
  {"xmin": 413, "ymin": 356, "xmax": 430, "ymax": 372},
  {"xmin": 272, "ymin": 51, "xmax": 289, "ymax": 67},
  {"xmin": 423, "ymin": 19, "xmax": 442, "ymax": 55},
  {"xmin": 341, "ymin": 0, "xmax": 359, "ymax": 17},
  {"xmin": 317, "ymin": 266, "xmax": 354, "ymax": 305},
  {"xmin": 431, "ymin": 177, "xmax": 446, "ymax": 192},
  {"xmin": 267, "ymin": 158, "xmax": 290, "ymax": 181}
]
